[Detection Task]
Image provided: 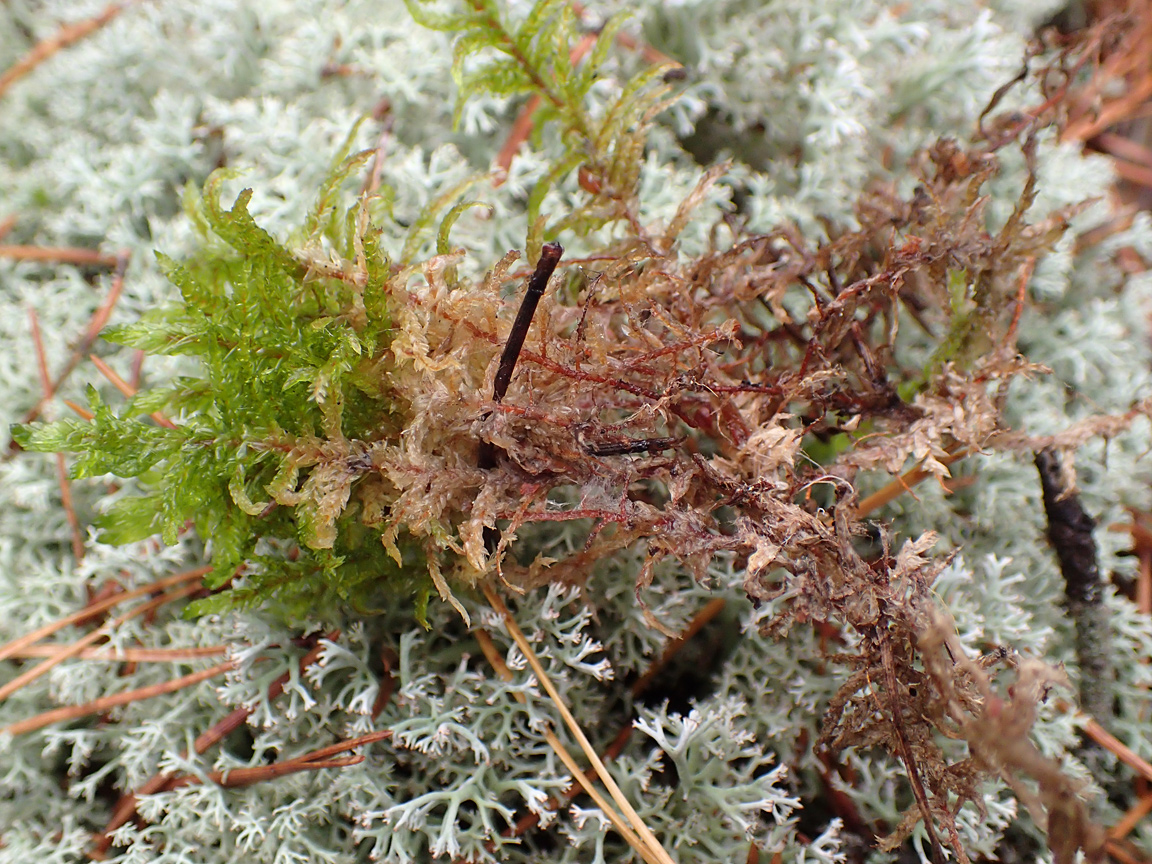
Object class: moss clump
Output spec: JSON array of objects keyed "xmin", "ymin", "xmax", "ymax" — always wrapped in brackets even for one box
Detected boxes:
[{"xmin": 13, "ymin": 149, "xmax": 433, "ymax": 620}]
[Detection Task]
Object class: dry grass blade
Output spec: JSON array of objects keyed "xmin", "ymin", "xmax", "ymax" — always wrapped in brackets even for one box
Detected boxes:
[
  {"xmin": 485, "ymin": 594, "xmax": 726, "ymax": 846},
  {"xmin": 482, "ymin": 583, "xmax": 677, "ymax": 864},
  {"xmin": 0, "ymin": 581, "xmax": 202, "ymax": 702},
  {"xmin": 472, "ymin": 628, "xmax": 658, "ymax": 864},
  {"xmin": 3, "ymin": 659, "xmax": 235, "ymax": 736},
  {"xmin": 543, "ymin": 728, "xmax": 657, "ymax": 864},
  {"xmin": 0, "ymin": 566, "xmax": 209, "ymax": 663}
]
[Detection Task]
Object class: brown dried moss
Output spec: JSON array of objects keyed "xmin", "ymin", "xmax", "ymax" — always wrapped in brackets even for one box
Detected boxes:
[{"xmin": 341, "ymin": 72, "xmax": 1141, "ymax": 853}]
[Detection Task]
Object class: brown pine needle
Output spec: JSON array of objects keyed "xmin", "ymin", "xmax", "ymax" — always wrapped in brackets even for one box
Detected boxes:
[
  {"xmin": 570, "ymin": 2, "xmax": 677, "ymax": 66},
  {"xmin": 95, "ymin": 632, "xmax": 339, "ymax": 853},
  {"xmin": 27, "ymin": 305, "xmax": 53, "ymax": 396},
  {"xmin": 1110, "ymin": 794, "xmax": 1152, "ymax": 840},
  {"xmin": 1077, "ymin": 710, "xmax": 1152, "ymax": 785},
  {"xmin": 855, "ymin": 447, "xmax": 971, "ymax": 518},
  {"xmin": 88, "ymin": 354, "xmax": 177, "ymax": 428},
  {"xmin": 1105, "ymin": 837, "xmax": 1152, "ymax": 864},
  {"xmin": 16, "ymin": 250, "xmax": 130, "ymax": 432},
  {"xmin": 631, "ymin": 596, "xmax": 726, "ymax": 697},
  {"xmin": 0, "ymin": 566, "xmax": 209, "ymax": 664},
  {"xmin": 1065, "ymin": 74, "xmax": 1152, "ymax": 144},
  {"xmin": 1004, "ymin": 256, "xmax": 1035, "ymax": 348},
  {"xmin": 1137, "ymin": 546, "xmax": 1151, "ymax": 618},
  {"xmin": 165, "ymin": 729, "xmax": 392, "ymax": 790},
  {"xmin": 1094, "ymin": 132, "xmax": 1152, "ymax": 169},
  {"xmin": 53, "ymin": 451, "xmax": 84, "ymax": 561},
  {"xmin": 0, "ymin": 245, "xmax": 120, "ymax": 267},
  {"xmin": 62, "ymin": 399, "xmax": 95, "ymax": 421},
  {"xmin": 0, "ymin": 582, "xmax": 202, "ymax": 702},
  {"xmin": 88, "ymin": 353, "xmax": 135, "ymax": 398},
  {"xmin": 494, "ymin": 95, "xmax": 542, "ymax": 182},
  {"xmin": 482, "ymin": 583, "xmax": 676, "ymax": 864},
  {"xmin": 0, "ymin": 3, "xmax": 129, "ymax": 99},
  {"xmin": 27, "ymin": 304, "xmax": 87, "ymax": 559},
  {"xmin": 9, "ymin": 644, "xmax": 227, "ymax": 662},
  {"xmin": 3, "ymin": 659, "xmax": 235, "ymax": 736},
  {"xmin": 494, "ymin": 33, "xmax": 598, "ymax": 182},
  {"xmin": 129, "ymin": 349, "xmax": 146, "ymax": 391}
]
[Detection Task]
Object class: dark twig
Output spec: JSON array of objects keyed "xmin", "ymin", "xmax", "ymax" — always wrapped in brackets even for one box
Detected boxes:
[
  {"xmin": 582, "ymin": 436, "xmax": 679, "ymax": 457},
  {"xmin": 1035, "ymin": 448, "xmax": 1112, "ymax": 721},
  {"xmin": 479, "ymin": 242, "xmax": 563, "ymax": 470},
  {"xmin": 492, "ymin": 242, "xmax": 563, "ymax": 403}
]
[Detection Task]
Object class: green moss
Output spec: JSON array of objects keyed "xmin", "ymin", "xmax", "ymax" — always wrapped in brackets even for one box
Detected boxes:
[{"xmin": 12, "ymin": 150, "xmax": 434, "ymax": 622}]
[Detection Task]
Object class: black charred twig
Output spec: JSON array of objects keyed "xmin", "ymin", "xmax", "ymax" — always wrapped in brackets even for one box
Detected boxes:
[
  {"xmin": 479, "ymin": 242, "xmax": 563, "ymax": 470},
  {"xmin": 1034, "ymin": 448, "xmax": 1112, "ymax": 722}
]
